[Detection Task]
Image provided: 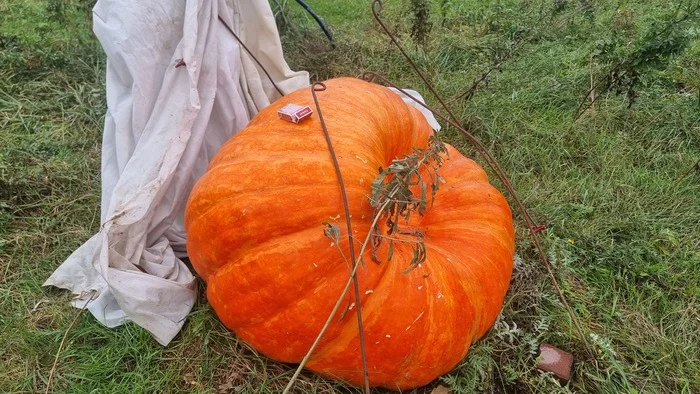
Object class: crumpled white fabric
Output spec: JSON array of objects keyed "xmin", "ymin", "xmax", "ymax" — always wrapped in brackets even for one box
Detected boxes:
[
  {"xmin": 44, "ymin": 0, "xmax": 309, "ymax": 345},
  {"xmin": 388, "ymin": 88, "xmax": 441, "ymax": 131}
]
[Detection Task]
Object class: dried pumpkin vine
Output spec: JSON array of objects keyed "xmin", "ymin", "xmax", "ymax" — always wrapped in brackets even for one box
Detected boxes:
[
  {"xmin": 369, "ymin": 135, "xmax": 448, "ymax": 273},
  {"xmin": 283, "ymin": 85, "xmax": 448, "ymax": 394},
  {"xmin": 327, "ymin": 135, "xmax": 448, "ymax": 316},
  {"xmin": 368, "ymin": 0, "xmax": 595, "ymax": 359},
  {"xmin": 285, "ymin": 1, "xmax": 597, "ymax": 392}
]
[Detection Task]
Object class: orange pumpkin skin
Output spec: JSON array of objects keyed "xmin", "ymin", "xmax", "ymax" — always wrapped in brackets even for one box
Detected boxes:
[{"xmin": 185, "ymin": 78, "xmax": 514, "ymax": 389}]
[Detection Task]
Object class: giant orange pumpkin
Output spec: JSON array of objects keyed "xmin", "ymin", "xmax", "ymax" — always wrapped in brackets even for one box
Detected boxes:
[{"xmin": 185, "ymin": 78, "xmax": 515, "ymax": 389}]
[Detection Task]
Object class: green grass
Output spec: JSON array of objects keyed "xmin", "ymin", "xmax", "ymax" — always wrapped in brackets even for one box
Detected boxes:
[{"xmin": 2, "ymin": 0, "xmax": 699, "ymax": 393}]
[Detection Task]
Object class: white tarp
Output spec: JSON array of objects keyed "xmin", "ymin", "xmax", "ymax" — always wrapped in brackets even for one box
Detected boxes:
[
  {"xmin": 44, "ymin": 0, "xmax": 309, "ymax": 345},
  {"xmin": 389, "ymin": 88, "xmax": 442, "ymax": 131}
]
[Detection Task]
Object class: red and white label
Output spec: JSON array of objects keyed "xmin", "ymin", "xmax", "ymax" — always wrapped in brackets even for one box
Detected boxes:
[{"xmin": 277, "ymin": 104, "xmax": 313, "ymax": 124}]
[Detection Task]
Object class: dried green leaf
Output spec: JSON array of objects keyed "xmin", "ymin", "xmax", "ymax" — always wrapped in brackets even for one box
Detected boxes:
[
  {"xmin": 419, "ymin": 180, "xmax": 427, "ymax": 216},
  {"xmin": 367, "ymin": 136, "xmax": 446, "ymax": 272},
  {"xmin": 322, "ymin": 222, "xmax": 341, "ymax": 242}
]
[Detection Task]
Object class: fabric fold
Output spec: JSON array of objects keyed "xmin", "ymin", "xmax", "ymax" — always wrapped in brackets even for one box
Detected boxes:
[{"xmin": 44, "ymin": 0, "xmax": 310, "ymax": 345}]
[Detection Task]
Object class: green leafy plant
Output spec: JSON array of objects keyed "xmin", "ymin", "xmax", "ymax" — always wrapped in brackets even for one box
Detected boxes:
[
  {"xmin": 580, "ymin": 3, "xmax": 699, "ymax": 114},
  {"xmin": 46, "ymin": 0, "xmax": 67, "ymax": 23},
  {"xmin": 409, "ymin": 0, "xmax": 432, "ymax": 48}
]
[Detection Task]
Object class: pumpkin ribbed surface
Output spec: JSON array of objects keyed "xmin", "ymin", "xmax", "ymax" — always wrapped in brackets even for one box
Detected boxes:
[{"xmin": 185, "ymin": 77, "xmax": 515, "ymax": 389}]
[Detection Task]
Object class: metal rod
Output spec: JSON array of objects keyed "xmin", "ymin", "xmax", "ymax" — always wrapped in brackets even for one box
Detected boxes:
[
  {"xmin": 217, "ymin": 15, "xmax": 286, "ymax": 97},
  {"xmin": 360, "ymin": 71, "xmax": 595, "ymax": 358}
]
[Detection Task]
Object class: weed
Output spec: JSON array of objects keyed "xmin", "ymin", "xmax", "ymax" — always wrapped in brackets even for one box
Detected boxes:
[{"xmin": 410, "ymin": 0, "xmax": 433, "ymax": 49}]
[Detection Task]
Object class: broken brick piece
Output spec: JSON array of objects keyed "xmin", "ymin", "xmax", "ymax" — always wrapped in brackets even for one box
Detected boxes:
[{"xmin": 537, "ymin": 343, "xmax": 574, "ymax": 381}]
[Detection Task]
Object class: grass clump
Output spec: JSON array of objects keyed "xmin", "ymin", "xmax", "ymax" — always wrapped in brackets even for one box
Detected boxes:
[{"xmin": 2, "ymin": 0, "xmax": 699, "ymax": 393}]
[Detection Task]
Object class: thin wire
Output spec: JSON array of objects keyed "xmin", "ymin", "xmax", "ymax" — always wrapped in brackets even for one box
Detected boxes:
[
  {"xmin": 217, "ymin": 15, "xmax": 285, "ymax": 97},
  {"xmin": 282, "ymin": 193, "xmax": 398, "ymax": 394},
  {"xmin": 371, "ymin": 0, "xmax": 460, "ymax": 124},
  {"xmin": 360, "ymin": 71, "xmax": 596, "ymax": 358},
  {"xmin": 370, "ymin": 0, "xmax": 542, "ymax": 255},
  {"xmin": 310, "ymin": 82, "xmax": 371, "ymax": 393}
]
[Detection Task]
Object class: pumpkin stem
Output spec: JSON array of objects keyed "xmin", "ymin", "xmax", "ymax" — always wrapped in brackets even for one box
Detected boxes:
[{"xmin": 369, "ymin": 135, "xmax": 447, "ymax": 271}]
